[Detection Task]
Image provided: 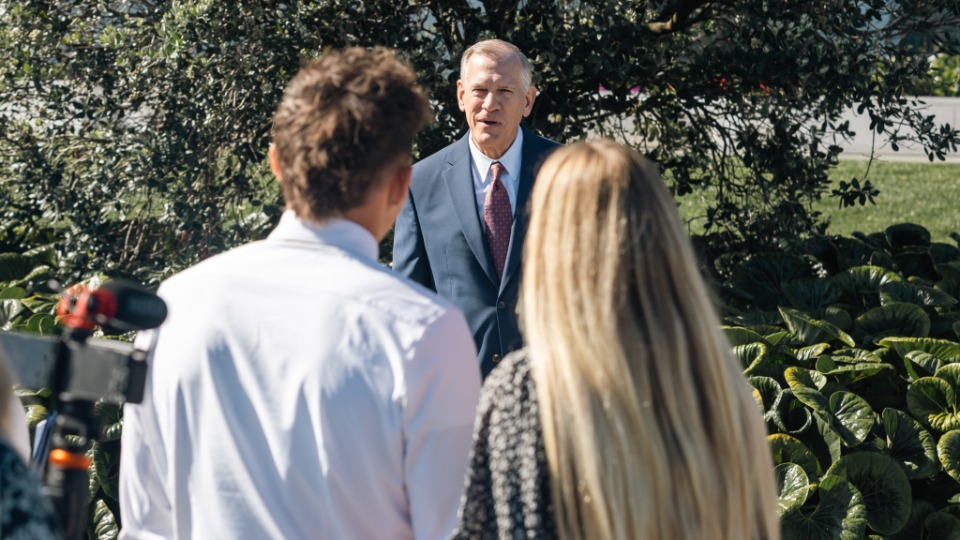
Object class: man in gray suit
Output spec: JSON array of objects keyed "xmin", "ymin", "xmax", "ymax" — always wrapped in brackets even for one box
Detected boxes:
[{"xmin": 394, "ymin": 39, "xmax": 560, "ymax": 378}]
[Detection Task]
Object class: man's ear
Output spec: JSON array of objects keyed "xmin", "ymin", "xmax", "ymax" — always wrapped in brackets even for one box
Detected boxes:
[
  {"xmin": 268, "ymin": 143, "xmax": 283, "ymax": 182},
  {"xmin": 389, "ymin": 164, "xmax": 413, "ymax": 206},
  {"xmin": 523, "ymin": 85, "xmax": 537, "ymax": 117},
  {"xmin": 457, "ymin": 80, "xmax": 467, "ymax": 112}
]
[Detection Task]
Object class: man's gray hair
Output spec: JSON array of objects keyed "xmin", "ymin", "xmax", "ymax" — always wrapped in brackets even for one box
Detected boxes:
[{"xmin": 460, "ymin": 39, "xmax": 533, "ymax": 90}]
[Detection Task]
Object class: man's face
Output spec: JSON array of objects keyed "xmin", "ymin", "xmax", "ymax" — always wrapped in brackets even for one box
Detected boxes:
[{"xmin": 457, "ymin": 52, "xmax": 536, "ymax": 159}]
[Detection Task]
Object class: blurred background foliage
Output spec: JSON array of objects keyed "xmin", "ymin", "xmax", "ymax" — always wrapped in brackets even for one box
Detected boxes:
[{"xmin": 0, "ymin": 0, "xmax": 958, "ymax": 287}]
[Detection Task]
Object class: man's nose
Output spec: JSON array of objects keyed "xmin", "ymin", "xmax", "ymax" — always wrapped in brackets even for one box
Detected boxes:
[{"xmin": 482, "ymin": 93, "xmax": 499, "ymax": 110}]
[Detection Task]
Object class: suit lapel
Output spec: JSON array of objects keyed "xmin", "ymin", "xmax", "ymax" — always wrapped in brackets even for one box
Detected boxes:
[
  {"xmin": 442, "ymin": 135, "xmax": 499, "ymax": 284},
  {"xmin": 500, "ymin": 127, "xmax": 536, "ymax": 294}
]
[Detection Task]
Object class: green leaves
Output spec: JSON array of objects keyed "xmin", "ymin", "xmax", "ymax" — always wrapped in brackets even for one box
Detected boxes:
[
  {"xmin": 722, "ymin": 226, "xmax": 960, "ymax": 537},
  {"xmin": 780, "ymin": 307, "xmax": 855, "ymax": 347},
  {"xmin": 785, "ymin": 368, "xmax": 875, "ymax": 447},
  {"xmin": 729, "ymin": 253, "xmax": 813, "ymax": 309},
  {"xmin": 936, "ymin": 430, "xmax": 960, "ymax": 483},
  {"xmin": 770, "ymin": 434, "xmax": 822, "ymax": 478},
  {"xmin": 906, "ymin": 375, "xmax": 960, "ymax": 432},
  {"xmin": 855, "ymin": 302, "xmax": 931, "ymax": 342},
  {"xmin": 780, "ymin": 475, "xmax": 867, "ymax": 540},
  {"xmin": 828, "ymin": 392, "xmax": 875, "ymax": 447},
  {"xmin": 826, "ymin": 452, "xmax": 912, "ymax": 535},
  {"xmin": 882, "ymin": 408, "xmax": 940, "ymax": 479},
  {"xmin": 880, "ymin": 337, "xmax": 960, "ymax": 361},
  {"xmin": 775, "ymin": 463, "xmax": 810, "ymax": 515}
]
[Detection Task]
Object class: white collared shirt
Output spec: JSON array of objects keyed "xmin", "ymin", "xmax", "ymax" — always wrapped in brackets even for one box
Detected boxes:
[
  {"xmin": 468, "ymin": 129, "xmax": 524, "ymax": 217},
  {"xmin": 119, "ymin": 211, "xmax": 481, "ymax": 540}
]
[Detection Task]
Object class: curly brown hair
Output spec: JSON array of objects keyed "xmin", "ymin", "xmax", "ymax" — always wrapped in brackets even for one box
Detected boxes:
[{"xmin": 272, "ymin": 47, "xmax": 432, "ymax": 221}]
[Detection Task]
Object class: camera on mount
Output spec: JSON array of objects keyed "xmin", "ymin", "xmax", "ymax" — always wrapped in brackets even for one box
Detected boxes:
[{"xmin": 0, "ymin": 279, "xmax": 167, "ymax": 540}]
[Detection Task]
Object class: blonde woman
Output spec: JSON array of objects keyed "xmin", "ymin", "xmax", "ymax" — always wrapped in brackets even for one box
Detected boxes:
[{"xmin": 452, "ymin": 140, "xmax": 779, "ymax": 539}]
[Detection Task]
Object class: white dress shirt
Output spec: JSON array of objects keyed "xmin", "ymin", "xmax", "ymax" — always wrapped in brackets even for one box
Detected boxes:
[
  {"xmin": 119, "ymin": 211, "xmax": 481, "ymax": 540},
  {"xmin": 468, "ymin": 129, "xmax": 524, "ymax": 217}
]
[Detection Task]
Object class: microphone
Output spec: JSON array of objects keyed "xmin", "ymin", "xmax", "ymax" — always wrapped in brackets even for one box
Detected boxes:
[{"xmin": 59, "ymin": 280, "xmax": 167, "ymax": 332}]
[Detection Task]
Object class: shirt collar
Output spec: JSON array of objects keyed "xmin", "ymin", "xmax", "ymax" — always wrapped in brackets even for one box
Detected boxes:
[
  {"xmin": 468, "ymin": 128, "xmax": 524, "ymax": 180},
  {"xmin": 267, "ymin": 210, "xmax": 379, "ymax": 262}
]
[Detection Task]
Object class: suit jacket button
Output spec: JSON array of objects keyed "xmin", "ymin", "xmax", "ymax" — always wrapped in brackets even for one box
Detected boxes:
[
  {"xmin": 492, "ymin": 354, "xmax": 501, "ymax": 363},
  {"xmin": 497, "ymin": 300, "xmax": 506, "ymax": 309}
]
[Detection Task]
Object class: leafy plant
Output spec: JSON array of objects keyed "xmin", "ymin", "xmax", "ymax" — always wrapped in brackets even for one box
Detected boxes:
[{"xmin": 721, "ymin": 222, "xmax": 960, "ymax": 537}]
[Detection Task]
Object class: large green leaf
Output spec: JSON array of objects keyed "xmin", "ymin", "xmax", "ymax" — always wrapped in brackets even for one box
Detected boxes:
[
  {"xmin": 729, "ymin": 252, "xmax": 813, "ymax": 308},
  {"xmin": 775, "ymin": 463, "xmax": 810, "ymax": 515},
  {"xmin": 826, "ymin": 452, "xmax": 912, "ymax": 535},
  {"xmin": 785, "ymin": 367, "xmax": 829, "ymax": 413},
  {"xmin": 855, "ymin": 302, "xmax": 931, "ymax": 341},
  {"xmin": 0, "ymin": 299, "xmax": 24, "ymax": 328},
  {"xmin": 795, "ymin": 343, "xmax": 831, "ymax": 363},
  {"xmin": 895, "ymin": 251, "xmax": 941, "ymax": 282},
  {"xmin": 23, "ymin": 313, "xmax": 55, "ymax": 335},
  {"xmin": 880, "ymin": 280, "xmax": 958, "ymax": 308},
  {"xmin": 733, "ymin": 342, "xmax": 770, "ymax": 375},
  {"xmin": 782, "ymin": 278, "xmax": 841, "ymax": 313},
  {"xmin": 815, "ymin": 355, "xmax": 893, "ymax": 380},
  {"xmin": 888, "ymin": 499, "xmax": 960, "ymax": 540},
  {"xmin": 748, "ymin": 324, "xmax": 788, "ymax": 337},
  {"xmin": 0, "ymin": 287, "xmax": 27, "ymax": 300},
  {"xmin": 837, "ymin": 265, "xmax": 901, "ymax": 306},
  {"xmin": 880, "ymin": 337, "xmax": 960, "ymax": 361},
  {"xmin": 769, "ymin": 433, "xmax": 822, "ymax": 478},
  {"xmin": 885, "ymin": 223, "xmax": 931, "ymax": 250},
  {"xmin": 930, "ymin": 242, "xmax": 960, "ymax": 264},
  {"xmin": 823, "ymin": 306, "xmax": 854, "ymax": 331},
  {"xmin": 830, "ymin": 348, "xmax": 883, "ymax": 364},
  {"xmin": 922, "ymin": 512, "xmax": 960, "ymax": 540},
  {"xmin": 936, "ymin": 363, "xmax": 960, "ymax": 391},
  {"xmin": 722, "ymin": 326, "xmax": 765, "ymax": 346},
  {"xmin": 833, "ymin": 236, "xmax": 885, "ymax": 269},
  {"xmin": 882, "ymin": 408, "xmax": 940, "ymax": 479},
  {"xmin": 92, "ymin": 441, "xmax": 118, "ymax": 501},
  {"xmin": 906, "ymin": 377, "xmax": 960, "ymax": 432},
  {"xmin": 95, "ymin": 401, "xmax": 123, "ymax": 442},
  {"xmin": 772, "ymin": 390, "xmax": 815, "ymax": 435},
  {"xmin": 92, "ymin": 498, "xmax": 119, "ymax": 540},
  {"xmin": 903, "ymin": 351, "xmax": 947, "ymax": 382},
  {"xmin": 748, "ymin": 376, "xmax": 782, "ymax": 412},
  {"xmin": 937, "ymin": 430, "xmax": 960, "ymax": 483},
  {"xmin": 780, "ymin": 307, "xmax": 855, "ymax": 347},
  {"xmin": 780, "ymin": 475, "xmax": 866, "ymax": 540},
  {"xmin": 764, "ymin": 331, "xmax": 801, "ymax": 350},
  {"xmin": 828, "ymin": 392, "xmax": 875, "ymax": 447}
]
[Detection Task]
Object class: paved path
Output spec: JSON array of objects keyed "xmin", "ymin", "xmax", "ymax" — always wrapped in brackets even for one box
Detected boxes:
[{"xmin": 836, "ymin": 96, "xmax": 960, "ymax": 163}]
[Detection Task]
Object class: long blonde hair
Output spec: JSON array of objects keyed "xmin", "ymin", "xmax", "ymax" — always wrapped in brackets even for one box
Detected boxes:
[
  {"xmin": 0, "ymin": 347, "xmax": 17, "ymax": 442},
  {"xmin": 523, "ymin": 140, "xmax": 779, "ymax": 539}
]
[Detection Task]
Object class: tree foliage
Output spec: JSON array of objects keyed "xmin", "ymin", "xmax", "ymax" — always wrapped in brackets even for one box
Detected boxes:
[{"xmin": 0, "ymin": 0, "xmax": 958, "ymax": 280}]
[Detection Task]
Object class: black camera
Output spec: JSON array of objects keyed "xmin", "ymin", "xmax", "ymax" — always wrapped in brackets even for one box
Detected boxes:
[{"xmin": 0, "ymin": 279, "xmax": 167, "ymax": 540}]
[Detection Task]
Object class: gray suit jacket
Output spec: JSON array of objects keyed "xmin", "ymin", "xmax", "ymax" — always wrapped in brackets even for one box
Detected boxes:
[{"xmin": 393, "ymin": 127, "xmax": 560, "ymax": 378}]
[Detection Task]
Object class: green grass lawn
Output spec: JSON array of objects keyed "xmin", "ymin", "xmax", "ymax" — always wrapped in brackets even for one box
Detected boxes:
[
  {"xmin": 815, "ymin": 159, "xmax": 959, "ymax": 243},
  {"xmin": 676, "ymin": 159, "xmax": 960, "ymax": 244}
]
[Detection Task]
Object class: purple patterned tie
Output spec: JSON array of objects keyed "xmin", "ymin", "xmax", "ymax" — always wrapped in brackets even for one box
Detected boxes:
[{"xmin": 484, "ymin": 161, "xmax": 512, "ymax": 280}]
